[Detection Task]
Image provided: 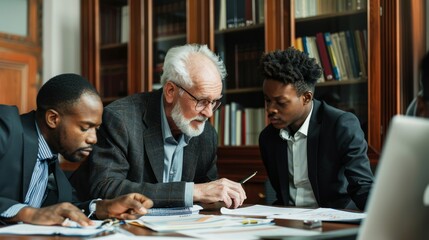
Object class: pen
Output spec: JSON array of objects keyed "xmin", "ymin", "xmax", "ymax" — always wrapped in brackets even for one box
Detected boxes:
[
  {"xmin": 241, "ymin": 219, "xmax": 259, "ymax": 225},
  {"xmin": 239, "ymin": 171, "xmax": 257, "ymax": 184}
]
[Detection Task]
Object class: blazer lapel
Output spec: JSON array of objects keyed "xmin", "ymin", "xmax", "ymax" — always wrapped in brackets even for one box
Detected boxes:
[
  {"xmin": 307, "ymin": 100, "xmax": 321, "ymax": 202},
  {"xmin": 274, "ymin": 134, "xmax": 290, "ymax": 204},
  {"xmin": 142, "ymin": 89, "xmax": 165, "ymax": 183},
  {"xmin": 20, "ymin": 111, "xmax": 39, "ymax": 198},
  {"xmin": 143, "ymin": 127, "xmax": 164, "ymax": 183},
  {"xmin": 53, "ymin": 159, "xmax": 72, "ymax": 202}
]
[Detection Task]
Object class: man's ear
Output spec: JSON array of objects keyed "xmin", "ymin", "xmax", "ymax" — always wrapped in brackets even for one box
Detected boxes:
[
  {"xmin": 45, "ymin": 109, "xmax": 60, "ymax": 129},
  {"xmin": 303, "ymin": 91, "xmax": 313, "ymax": 104},
  {"xmin": 164, "ymin": 81, "xmax": 177, "ymax": 104}
]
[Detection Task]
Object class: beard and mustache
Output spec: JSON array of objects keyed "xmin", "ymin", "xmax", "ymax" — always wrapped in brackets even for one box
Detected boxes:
[{"xmin": 171, "ymin": 101, "xmax": 208, "ymax": 137}]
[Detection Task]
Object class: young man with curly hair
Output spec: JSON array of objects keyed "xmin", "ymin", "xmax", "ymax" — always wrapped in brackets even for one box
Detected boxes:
[{"xmin": 259, "ymin": 47, "xmax": 374, "ymax": 210}]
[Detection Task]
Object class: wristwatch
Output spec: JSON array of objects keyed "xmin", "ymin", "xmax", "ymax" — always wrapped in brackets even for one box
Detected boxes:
[{"xmin": 88, "ymin": 198, "xmax": 102, "ymax": 218}]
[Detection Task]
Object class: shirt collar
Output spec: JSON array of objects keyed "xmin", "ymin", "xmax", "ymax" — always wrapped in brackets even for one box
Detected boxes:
[
  {"xmin": 297, "ymin": 102, "xmax": 313, "ymax": 136},
  {"xmin": 280, "ymin": 101, "xmax": 314, "ymax": 139},
  {"xmin": 35, "ymin": 121, "xmax": 55, "ymax": 161}
]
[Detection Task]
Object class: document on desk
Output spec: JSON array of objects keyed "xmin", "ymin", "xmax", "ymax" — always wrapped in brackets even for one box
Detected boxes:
[
  {"xmin": 221, "ymin": 204, "xmax": 312, "ymax": 217},
  {"xmin": 0, "ymin": 221, "xmax": 106, "ymax": 237},
  {"xmin": 145, "ymin": 204, "xmax": 203, "ymax": 216},
  {"xmin": 221, "ymin": 205, "xmax": 366, "ymax": 222},
  {"xmin": 130, "ymin": 214, "xmax": 273, "ymax": 232},
  {"xmin": 88, "ymin": 232, "xmax": 194, "ymax": 240},
  {"xmin": 273, "ymin": 208, "xmax": 367, "ymax": 222},
  {"xmin": 178, "ymin": 224, "xmax": 320, "ymax": 240}
]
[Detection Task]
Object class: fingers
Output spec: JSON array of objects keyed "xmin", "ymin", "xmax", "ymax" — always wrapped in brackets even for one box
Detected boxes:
[
  {"xmin": 121, "ymin": 193, "xmax": 153, "ymax": 215},
  {"xmin": 194, "ymin": 178, "xmax": 247, "ymax": 208},
  {"xmin": 53, "ymin": 203, "xmax": 92, "ymax": 227},
  {"xmin": 62, "ymin": 207, "xmax": 93, "ymax": 227},
  {"xmin": 217, "ymin": 178, "xmax": 247, "ymax": 208},
  {"xmin": 131, "ymin": 193, "xmax": 154, "ymax": 209},
  {"xmin": 18, "ymin": 203, "xmax": 93, "ymax": 226},
  {"xmin": 97, "ymin": 193, "xmax": 153, "ymax": 220}
]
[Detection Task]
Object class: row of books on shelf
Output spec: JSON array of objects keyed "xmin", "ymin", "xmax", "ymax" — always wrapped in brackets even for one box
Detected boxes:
[
  {"xmin": 154, "ymin": 17, "xmax": 186, "ymax": 39},
  {"xmin": 294, "ymin": 29, "xmax": 367, "ymax": 82},
  {"xmin": 100, "ymin": 66, "xmax": 127, "ymax": 98},
  {"xmin": 153, "ymin": 1, "xmax": 186, "ymax": 38},
  {"xmin": 154, "ymin": 1, "xmax": 186, "ymax": 15},
  {"xmin": 227, "ymin": 42, "xmax": 264, "ymax": 89},
  {"xmin": 100, "ymin": 5, "xmax": 129, "ymax": 44},
  {"xmin": 295, "ymin": 0, "xmax": 367, "ymax": 18},
  {"xmin": 216, "ymin": 0, "xmax": 264, "ymax": 30},
  {"xmin": 213, "ymin": 102, "xmax": 266, "ymax": 146}
]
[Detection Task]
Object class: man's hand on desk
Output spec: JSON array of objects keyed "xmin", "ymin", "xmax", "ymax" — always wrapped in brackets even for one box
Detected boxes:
[
  {"xmin": 12, "ymin": 202, "xmax": 93, "ymax": 226},
  {"xmin": 6, "ymin": 193, "xmax": 153, "ymax": 226},
  {"xmin": 193, "ymin": 178, "xmax": 247, "ymax": 209},
  {"xmin": 95, "ymin": 193, "xmax": 153, "ymax": 220}
]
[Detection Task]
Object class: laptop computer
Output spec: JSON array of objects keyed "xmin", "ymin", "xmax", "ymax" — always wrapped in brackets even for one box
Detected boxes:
[
  {"xmin": 262, "ymin": 115, "xmax": 429, "ymax": 239},
  {"xmin": 357, "ymin": 115, "xmax": 429, "ymax": 239}
]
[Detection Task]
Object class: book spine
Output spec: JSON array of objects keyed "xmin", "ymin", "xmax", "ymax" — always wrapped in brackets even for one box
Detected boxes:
[
  {"xmin": 295, "ymin": 37, "xmax": 304, "ymax": 52},
  {"xmin": 324, "ymin": 32, "xmax": 341, "ymax": 80},
  {"xmin": 331, "ymin": 32, "xmax": 348, "ymax": 80},
  {"xmin": 338, "ymin": 31, "xmax": 354, "ymax": 80},
  {"xmin": 315, "ymin": 32, "xmax": 334, "ymax": 81},
  {"xmin": 345, "ymin": 30, "xmax": 360, "ymax": 78}
]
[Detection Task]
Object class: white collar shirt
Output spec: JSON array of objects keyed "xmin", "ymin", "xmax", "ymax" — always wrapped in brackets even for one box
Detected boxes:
[{"xmin": 279, "ymin": 103, "xmax": 318, "ymax": 207}]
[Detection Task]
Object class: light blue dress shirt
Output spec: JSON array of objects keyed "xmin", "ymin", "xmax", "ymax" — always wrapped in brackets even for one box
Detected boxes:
[{"xmin": 160, "ymin": 94, "xmax": 194, "ymax": 207}]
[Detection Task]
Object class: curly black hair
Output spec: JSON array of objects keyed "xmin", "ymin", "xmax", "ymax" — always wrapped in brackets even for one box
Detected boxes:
[
  {"xmin": 36, "ymin": 73, "xmax": 99, "ymax": 115},
  {"xmin": 259, "ymin": 47, "xmax": 322, "ymax": 95}
]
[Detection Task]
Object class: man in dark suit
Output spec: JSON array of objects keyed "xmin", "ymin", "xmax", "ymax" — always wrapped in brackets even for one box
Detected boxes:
[
  {"xmin": 258, "ymin": 48, "xmax": 374, "ymax": 210},
  {"xmin": 0, "ymin": 73, "xmax": 153, "ymax": 226},
  {"xmin": 85, "ymin": 44, "xmax": 246, "ymax": 208}
]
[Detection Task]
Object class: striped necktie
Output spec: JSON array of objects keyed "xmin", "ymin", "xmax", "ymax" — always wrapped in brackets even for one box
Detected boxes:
[{"xmin": 46, "ymin": 156, "xmax": 72, "ymax": 204}]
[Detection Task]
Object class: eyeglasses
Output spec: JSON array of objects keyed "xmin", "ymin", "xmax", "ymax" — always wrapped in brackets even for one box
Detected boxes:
[{"xmin": 173, "ymin": 83, "xmax": 222, "ymax": 112}]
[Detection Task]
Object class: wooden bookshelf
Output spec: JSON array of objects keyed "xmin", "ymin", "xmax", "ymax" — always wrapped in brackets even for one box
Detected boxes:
[{"xmin": 80, "ymin": 0, "xmax": 410, "ymax": 203}]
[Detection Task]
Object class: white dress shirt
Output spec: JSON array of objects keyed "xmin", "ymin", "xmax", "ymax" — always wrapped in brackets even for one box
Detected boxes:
[{"xmin": 279, "ymin": 104, "xmax": 318, "ymax": 207}]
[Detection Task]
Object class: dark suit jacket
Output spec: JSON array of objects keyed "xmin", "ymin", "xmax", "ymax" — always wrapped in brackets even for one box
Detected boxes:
[
  {"xmin": 85, "ymin": 89, "xmax": 218, "ymax": 207},
  {"xmin": 0, "ymin": 105, "xmax": 89, "ymax": 217},
  {"xmin": 259, "ymin": 99, "xmax": 374, "ymax": 210}
]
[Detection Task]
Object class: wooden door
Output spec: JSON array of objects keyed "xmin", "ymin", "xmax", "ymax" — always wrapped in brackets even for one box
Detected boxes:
[{"xmin": 0, "ymin": 51, "xmax": 38, "ymax": 113}]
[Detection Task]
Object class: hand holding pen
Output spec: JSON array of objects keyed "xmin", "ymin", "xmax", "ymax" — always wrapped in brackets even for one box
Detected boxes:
[{"xmin": 194, "ymin": 178, "xmax": 247, "ymax": 209}]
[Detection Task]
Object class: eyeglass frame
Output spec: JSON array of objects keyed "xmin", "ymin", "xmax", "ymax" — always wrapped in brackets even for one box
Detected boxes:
[{"xmin": 172, "ymin": 82, "xmax": 222, "ymax": 112}]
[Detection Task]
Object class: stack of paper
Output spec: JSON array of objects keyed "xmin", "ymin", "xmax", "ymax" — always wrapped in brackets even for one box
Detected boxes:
[
  {"xmin": 221, "ymin": 204, "xmax": 366, "ymax": 222},
  {"xmin": 178, "ymin": 224, "xmax": 320, "ymax": 240},
  {"xmin": 0, "ymin": 222, "xmax": 106, "ymax": 237},
  {"xmin": 129, "ymin": 214, "xmax": 273, "ymax": 232}
]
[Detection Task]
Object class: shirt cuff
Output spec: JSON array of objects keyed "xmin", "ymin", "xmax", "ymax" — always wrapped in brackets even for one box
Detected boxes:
[
  {"xmin": 1, "ymin": 204, "xmax": 28, "ymax": 218},
  {"xmin": 184, "ymin": 182, "xmax": 194, "ymax": 207}
]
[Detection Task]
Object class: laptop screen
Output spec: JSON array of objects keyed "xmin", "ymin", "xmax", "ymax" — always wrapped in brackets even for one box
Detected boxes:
[{"xmin": 358, "ymin": 115, "xmax": 429, "ymax": 239}]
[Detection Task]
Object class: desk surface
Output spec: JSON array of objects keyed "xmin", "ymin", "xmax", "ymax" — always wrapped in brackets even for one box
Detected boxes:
[{"xmin": 0, "ymin": 207, "xmax": 360, "ymax": 239}]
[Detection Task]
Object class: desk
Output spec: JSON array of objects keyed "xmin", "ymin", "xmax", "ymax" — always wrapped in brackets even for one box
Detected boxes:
[{"xmin": 0, "ymin": 207, "xmax": 360, "ymax": 239}]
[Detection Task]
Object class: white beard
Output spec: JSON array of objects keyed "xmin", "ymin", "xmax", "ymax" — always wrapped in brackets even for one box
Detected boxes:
[{"xmin": 171, "ymin": 101, "xmax": 207, "ymax": 137}]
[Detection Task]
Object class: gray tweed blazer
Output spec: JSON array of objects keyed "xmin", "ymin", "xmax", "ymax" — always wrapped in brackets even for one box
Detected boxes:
[{"xmin": 88, "ymin": 89, "xmax": 218, "ymax": 207}]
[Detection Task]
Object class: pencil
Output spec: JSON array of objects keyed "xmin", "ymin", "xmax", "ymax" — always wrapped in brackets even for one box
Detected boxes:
[{"xmin": 240, "ymin": 171, "xmax": 257, "ymax": 184}]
